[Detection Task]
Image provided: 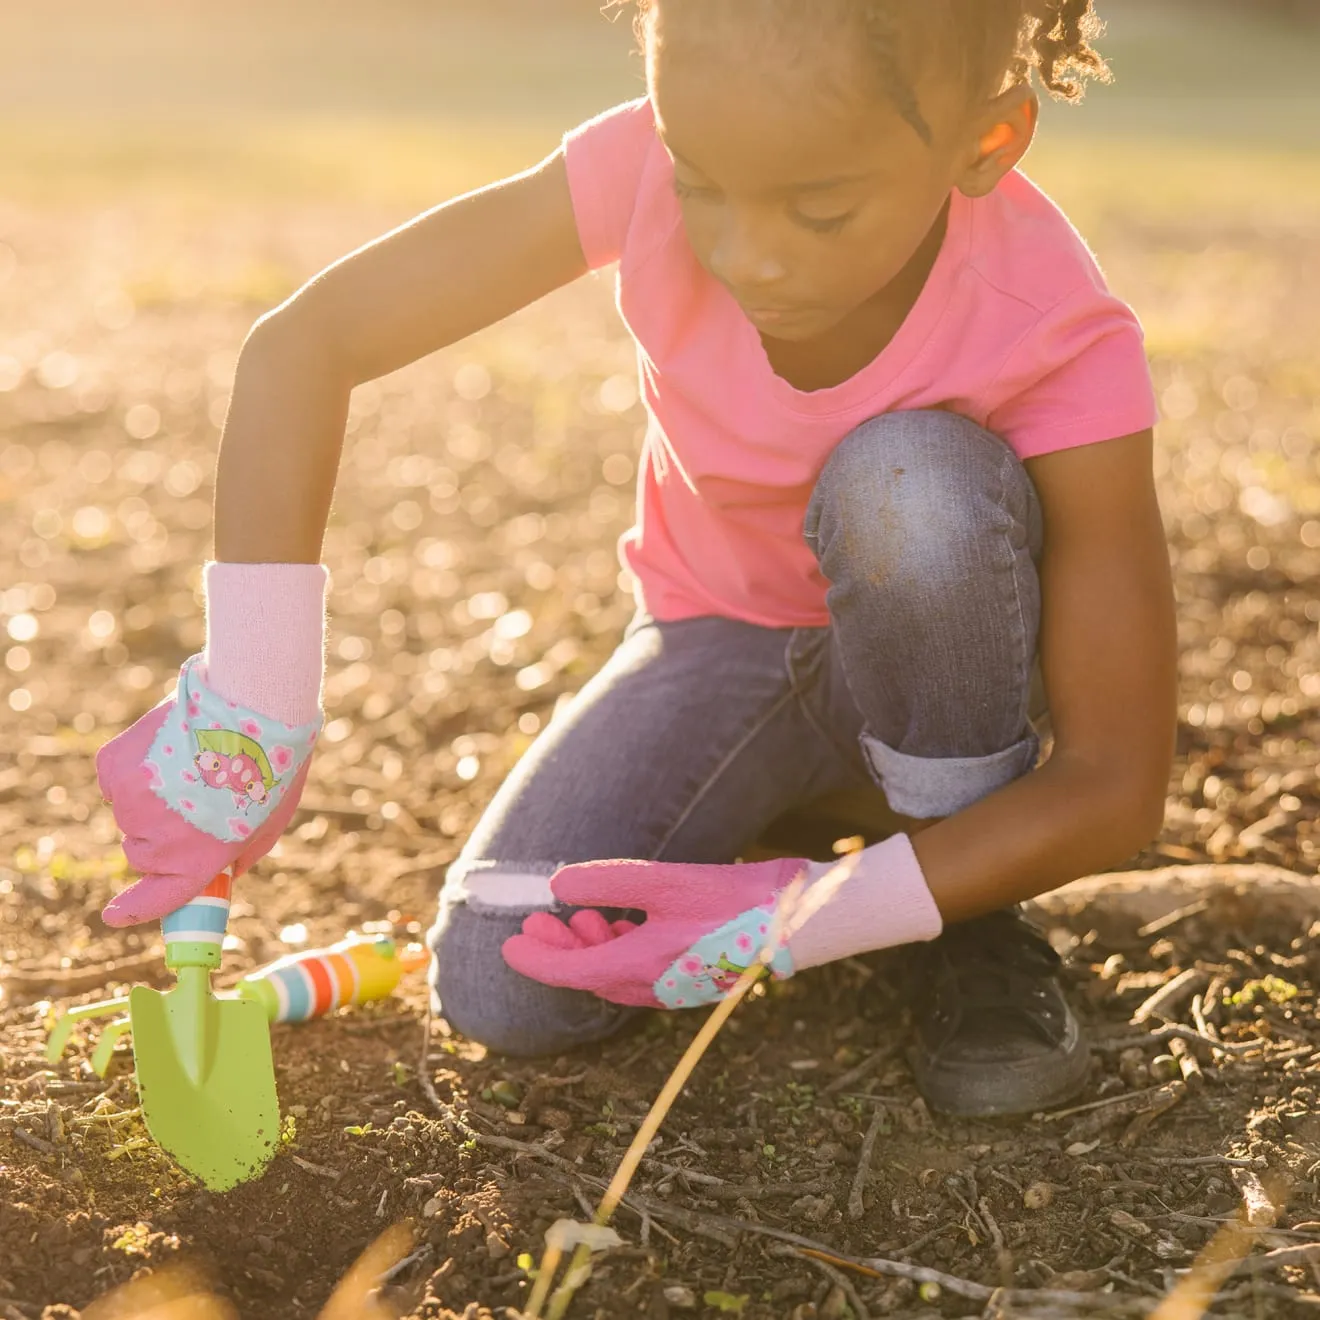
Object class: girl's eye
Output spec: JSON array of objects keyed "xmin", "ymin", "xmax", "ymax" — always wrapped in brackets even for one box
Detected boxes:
[
  {"xmin": 792, "ymin": 208, "xmax": 855, "ymax": 236},
  {"xmin": 673, "ymin": 175, "xmax": 854, "ymax": 236}
]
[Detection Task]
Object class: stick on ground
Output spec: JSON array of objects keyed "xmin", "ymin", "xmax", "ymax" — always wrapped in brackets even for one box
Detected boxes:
[{"xmin": 848, "ymin": 1103, "xmax": 887, "ymax": 1220}]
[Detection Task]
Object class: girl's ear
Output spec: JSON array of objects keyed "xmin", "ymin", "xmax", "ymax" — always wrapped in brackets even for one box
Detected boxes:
[{"xmin": 956, "ymin": 87, "xmax": 1039, "ymax": 199}]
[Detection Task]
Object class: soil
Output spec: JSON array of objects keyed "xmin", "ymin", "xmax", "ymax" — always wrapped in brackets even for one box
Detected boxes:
[{"xmin": 2, "ymin": 188, "xmax": 1320, "ymax": 1319}]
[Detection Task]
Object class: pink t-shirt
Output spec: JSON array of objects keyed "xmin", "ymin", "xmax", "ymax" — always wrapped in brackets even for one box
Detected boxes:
[{"xmin": 563, "ymin": 97, "xmax": 1158, "ymax": 629}]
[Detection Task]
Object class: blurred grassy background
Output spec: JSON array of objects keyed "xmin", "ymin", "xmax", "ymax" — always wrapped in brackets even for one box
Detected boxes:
[{"xmin": 0, "ymin": 0, "xmax": 1317, "ymax": 218}]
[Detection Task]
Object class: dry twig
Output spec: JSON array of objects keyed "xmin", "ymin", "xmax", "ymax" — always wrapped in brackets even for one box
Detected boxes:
[
  {"xmin": 1131, "ymin": 968, "xmax": 1210, "ymax": 1025},
  {"xmin": 847, "ymin": 1102, "xmax": 887, "ymax": 1220},
  {"xmin": 796, "ymin": 1245, "xmax": 1142, "ymax": 1311},
  {"xmin": 821, "ymin": 1042, "xmax": 899, "ymax": 1097}
]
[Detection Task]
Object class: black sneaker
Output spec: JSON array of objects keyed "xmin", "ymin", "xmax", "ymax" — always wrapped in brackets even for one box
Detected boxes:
[{"xmin": 905, "ymin": 908, "xmax": 1090, "ymax": 1117}]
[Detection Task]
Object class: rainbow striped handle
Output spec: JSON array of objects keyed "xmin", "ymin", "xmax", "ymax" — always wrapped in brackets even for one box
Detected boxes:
[
  {"xmin": 237, "ymin": 935, "xmax": 426, "ymax": 1024},
  {"xmin": 160, "ymin": 872, "xmax": 232, "ymax": 970}
]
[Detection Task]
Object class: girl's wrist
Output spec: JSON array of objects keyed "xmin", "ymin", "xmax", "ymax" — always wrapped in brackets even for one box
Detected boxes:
[{"xmin": 202, "ymin": 561, "xmax": 328, "ymax": 725}]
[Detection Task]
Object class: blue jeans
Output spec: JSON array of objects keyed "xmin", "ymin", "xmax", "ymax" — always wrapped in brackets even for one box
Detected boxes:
[{"xmin": 427, "ymin": 410, "xmax": 1045, "ymax": 1055}]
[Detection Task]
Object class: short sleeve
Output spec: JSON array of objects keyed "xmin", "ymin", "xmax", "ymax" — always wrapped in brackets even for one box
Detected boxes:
[
  {"xmin": 562, "ymin": 97, "xmax": 657, "ymax": 270},
  {"xmin": 986, "ymin": 286, "xmax": 1158, "ymax": 460}
]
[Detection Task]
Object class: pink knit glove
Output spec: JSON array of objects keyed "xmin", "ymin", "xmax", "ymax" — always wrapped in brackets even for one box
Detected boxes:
[
  {"xmin": 96, "ymin": 659, "xmax": 320, "ymax": 926},
  {"xmin": 98, "ymin": 563, "xmax": 327, "ymax": 927},
  {"xmin": 501, "ymin": 835, "xmax": 944, "ymax": 1010},
  {"xmin": 503, "ymin": 856, "xmax": 806, "ymax": 1008}
]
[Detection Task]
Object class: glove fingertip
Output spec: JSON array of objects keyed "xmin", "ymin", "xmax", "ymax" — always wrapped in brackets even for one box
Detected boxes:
[
  {"xmin": 550, "ymin": 861, "xmax": 649, "ymax": 907},
  {"xmin": 101, "ymin": 882, "xmax": 166, "ymax": 928},
  {"xmin": 568, "ymin": 908, "xmax": 616, "ymax": 947},
  {"xmin": 501, "ymin": 933, "xmax": 566, "ymax": 983},
  {"xmin": 521, "ymin": 912, "xmax": 584, "ymax": 950}
]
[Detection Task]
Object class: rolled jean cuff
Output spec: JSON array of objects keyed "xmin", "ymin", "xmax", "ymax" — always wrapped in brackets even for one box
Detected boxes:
[{"xmin": 859, "ymin": 729, "xmax": 1040, "ymax": 819}]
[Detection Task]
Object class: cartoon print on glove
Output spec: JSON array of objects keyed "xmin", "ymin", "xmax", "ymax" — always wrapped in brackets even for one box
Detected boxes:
[
  {"xmin": 669, "ymin": 951, "xmax": 750, "ymax": 1002},
  {"xmin": 193, "ymin": 728, "xmax": 279, "ymax": 811},
  {"xmin": 707, "ymin": 952, "xmax": 752, "ymax": 994},
  {"xmin": 657, "ymin": 908, "xmax": 794, "ymax": 1009}
]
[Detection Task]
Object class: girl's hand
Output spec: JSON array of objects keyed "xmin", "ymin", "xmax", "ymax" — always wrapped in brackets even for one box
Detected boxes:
[
  {"xmin": 502, "ymin": 835, "xmax": 945, "ymax": 1009},
  {"xmin": 96, "ymin": 654, "xmax": 320, "ymax": 927},
  {"xmin": 501, "ymin": 856, "xmax": 811, "ymax": 1008}
]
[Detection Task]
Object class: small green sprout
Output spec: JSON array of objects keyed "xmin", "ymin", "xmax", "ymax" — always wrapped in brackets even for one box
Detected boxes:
[
  {"xmin": 703, "ymin": 1291, "xmax": 749, "ymax": 1314},
  {"xmin": 1227, "ymin": 976, "xmax": 1299, "ymax": 1008}
]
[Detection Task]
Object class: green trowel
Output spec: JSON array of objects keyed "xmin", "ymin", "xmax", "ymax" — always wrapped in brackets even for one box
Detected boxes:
[
  {"xmin": 49, "ymin": 871, "xmax": 280, "ymax": 1190},
  {"xmin": 133, "ymin": 870, "xmax": 280, "ymax": 1188}
]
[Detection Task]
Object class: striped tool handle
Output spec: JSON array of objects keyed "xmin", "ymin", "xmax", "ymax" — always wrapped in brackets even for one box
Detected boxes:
[
  {"xmin": 160, "ymin": 871, "xmax": 233, "ymax": 970},
  {"xmin": 238, "ymin": 935, "xmax": 426, "ymax": 1023}
]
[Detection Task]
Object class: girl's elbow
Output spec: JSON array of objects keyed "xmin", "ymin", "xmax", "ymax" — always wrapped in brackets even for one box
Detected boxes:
[
  {"xmin": 240, "ymin": 292, "xmax": 351, "ymax": 384},
  {"xmin": 1109, "ymin": 774, "xmax": 1169, "ymax": 861}
]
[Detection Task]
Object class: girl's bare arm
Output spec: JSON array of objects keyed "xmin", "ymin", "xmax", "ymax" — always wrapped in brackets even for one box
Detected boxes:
[
  {"xmin": 213, "ymin": 150, "xmax": 588, "ymax": 563},
  {"xmin": 914, "ymin": 430, "xmax": 1178, "ymax": 919}
]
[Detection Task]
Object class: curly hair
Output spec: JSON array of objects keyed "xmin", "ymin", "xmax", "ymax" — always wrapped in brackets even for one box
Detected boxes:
[{"xmin": 615, "ymin": 0, "xmax": 1112, "ymax": 143}]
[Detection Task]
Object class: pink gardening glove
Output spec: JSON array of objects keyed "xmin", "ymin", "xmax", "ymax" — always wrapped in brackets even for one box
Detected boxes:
[
  {"xmin": 502, "ymin": 856, "xmax": 810, "ymax": 1009},
  {"xmin": 97, "ymin": 654, "xmax": 320, "ymax": 927},
  {"xmin": 99, "ymin": 562, "xmax": 327, "ymax": 927},
  {"xmin": 501, "ymin": 836, "xmax": 945, "ymax": 1010}
]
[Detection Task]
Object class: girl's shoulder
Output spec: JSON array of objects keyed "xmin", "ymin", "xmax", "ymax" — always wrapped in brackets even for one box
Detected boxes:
[
  {"xmin": 965, "ymin": 170, "xmax": 1119, "ymax": 314},
  {"xmin": 562, "ymin": 98, "xmax": 671, "ymax": 271},
  {"xmin": 565, "ymin": 96, "xmax": 657, "ymax": 148}
]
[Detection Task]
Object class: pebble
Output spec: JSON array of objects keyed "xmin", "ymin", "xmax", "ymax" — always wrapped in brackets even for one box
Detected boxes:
[
  {"xmin": 662, "ymin": 1285, "xmax": 696, "ymax": 1309},
  {"xmin": 1154, "ymin": 1231, "xmax": 1185, "ymax": 1259},
  {"xmin": 490, "ymin": 1080, "xmax": 522, "ymax": 1108},
  {"xmin": 1118, "ymin": 1046, "xmax": 1149, "ymax": 1088},
  {"xmin": 1150, "ymin": 1054, "xmax": 1181, "ymax": 1084},
  {"xmin": 1110, "ymin": 1209, "xmax": 1152, "ymax": 1238},
  {"xmin": 821, "ymin": 1286, "xmax": 849, "ymax": 1319},
  {"xmin": 789, "ymin": 1194, "xmax": 832, "ymax": 1224}
]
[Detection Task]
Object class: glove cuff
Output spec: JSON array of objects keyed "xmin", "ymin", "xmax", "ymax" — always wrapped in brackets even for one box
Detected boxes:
[
  {"xmin": 787, "ymin": 833, "xmax": 944, "ymax": 971},
  {"xmin": 203, "ymin": 562, "xmax": 328, "ymax": 724}
]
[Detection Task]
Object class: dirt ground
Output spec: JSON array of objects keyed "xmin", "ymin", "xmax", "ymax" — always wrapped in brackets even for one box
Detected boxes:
[{"xmin": 3, "ymin": 176, "xmax": 1320, "ymax": 1319}]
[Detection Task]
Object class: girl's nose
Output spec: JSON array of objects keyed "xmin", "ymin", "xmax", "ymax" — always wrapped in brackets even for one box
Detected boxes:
[{"xmin": 708, "ymin": 216, "xmax": 786, "ymax": 293}]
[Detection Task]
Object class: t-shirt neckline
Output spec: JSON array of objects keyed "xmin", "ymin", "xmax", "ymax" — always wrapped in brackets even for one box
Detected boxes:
[{"xmin": 742, "ymin": 188, "xmax": 972, "ymax": 419}]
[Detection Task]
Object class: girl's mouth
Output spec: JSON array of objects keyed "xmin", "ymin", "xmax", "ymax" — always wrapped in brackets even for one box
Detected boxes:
[{"xmin": 743, "ymin": 303, "xmax": 809, "ymax": 325}]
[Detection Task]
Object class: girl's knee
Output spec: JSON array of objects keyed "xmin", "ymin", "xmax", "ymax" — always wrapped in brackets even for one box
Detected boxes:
[
  {"xmin": 427, "ymin": 884, "xmax": 635, "ymax": 1057},
  {"xmin": 805, "ymin": 410, "xmax": 1039, "ymax": 586}
]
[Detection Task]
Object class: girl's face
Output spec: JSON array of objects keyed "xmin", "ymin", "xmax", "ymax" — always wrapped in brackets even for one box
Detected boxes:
[{"xmin": 648, "ymin": 7, "xmax": 982, "ymax": 343}]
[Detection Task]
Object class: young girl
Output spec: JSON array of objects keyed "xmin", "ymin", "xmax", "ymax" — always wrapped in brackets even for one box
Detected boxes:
[{"xmin": 96, "ymin": 0, "xmax": 1177, "ymax": 1118}]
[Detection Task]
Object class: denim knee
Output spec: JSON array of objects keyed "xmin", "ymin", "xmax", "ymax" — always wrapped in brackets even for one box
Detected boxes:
[
  {"xmin": 426, "ymin": 863, "xmax": 637, "ymax": 1057},
  {"xmin": 804, "ymin": 409, "xmax": 1041, "ymax": 596},
  {"xmin": 803, "ymin": 410, "xmax": 1044, "ymax": 809}
]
